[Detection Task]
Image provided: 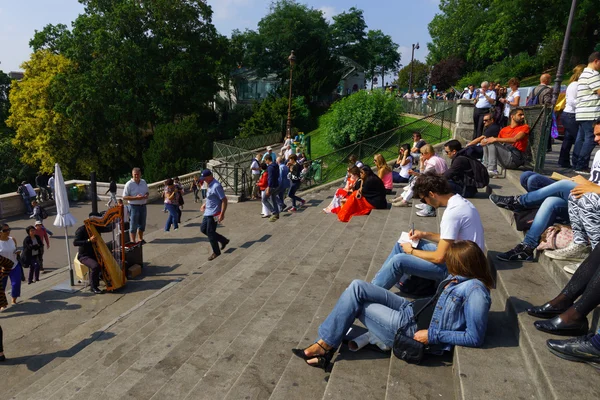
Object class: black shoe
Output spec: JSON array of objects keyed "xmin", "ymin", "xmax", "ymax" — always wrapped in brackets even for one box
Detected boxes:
[
  {"xmin": 496, "ymin": 243, "xmax": 535, "ymax": 262},
  {"xmin": 547, "ymin": 334, "xmax": 600, "ymax": 369},
  {"xmin": 489, "ymin": 194, "xmax": 524, "ymax": 211},
  {"xmin": 90, "ymin": 287, "xmax": 103, "ymax": 294},
  {"xmin": 208, "ymin": 253, "xmax": 220, "ymax": 261},
  {"xmin": 534, "ymin": 316, "xmax": 588, "ymax": 336},
  {"xmin": 0, "ymin": 355, "xmax": 5, "ymax": 362},
  {"xmin": 527, "ymin": 303, "xmax": 569, "ymax": 319},
  {"xmin": 292, "ymin": 342, "xmax": 335, "ymax": 370},
  {"xmin": 221, "ymin": 239, "xmax": 230, "ymax": 250}
]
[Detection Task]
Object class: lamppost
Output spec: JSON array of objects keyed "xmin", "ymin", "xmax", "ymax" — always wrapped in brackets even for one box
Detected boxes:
[
  {"xmin": 286, "ymin": 50, "xmax": 296, "ymax": 136},
  {"xmin": 552, "ymin": 0, "xmax": 577, "ymax": 105},
  {"xmin": 408, "ymin": 42, "xmax": 419, "ymax": 94}
]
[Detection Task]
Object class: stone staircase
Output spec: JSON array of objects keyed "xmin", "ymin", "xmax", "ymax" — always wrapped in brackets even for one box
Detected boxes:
[{"xmin": 2, "ymin": 175, "xmax": 599, "ymax": 400}]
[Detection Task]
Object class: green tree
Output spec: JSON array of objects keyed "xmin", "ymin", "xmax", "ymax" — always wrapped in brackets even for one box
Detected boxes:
[
  {"xmin": 330, "ymin": 7, "xmax": 368, "ymax": 67},
  {"xmin": 364, "ymin": 30, "xmax": 401, "ymax": 89},
  {"xmin": 235, "ymin": 0, "xmax": 341, "ymax": 99},
  {"xmin": 240, "ymin": 95, "xmax": 310, "ymax": 138},
  {"xmin": 29, "ymin": 0, "xmax": 225, "ymax": 178},
  {"xmin": 6, "ymin": 50, "xmax": 74, "ymax": 174},
  {"xmin": 396, "ymin": 60, "xmax": 429, "ymax": 90},
  {"xmin": 322, "ymin": 90, "xmax": 403, "ymax": 149},
  {"xmin": 430, "ymin": 57, "xmax": 465, "ymax": 91}
]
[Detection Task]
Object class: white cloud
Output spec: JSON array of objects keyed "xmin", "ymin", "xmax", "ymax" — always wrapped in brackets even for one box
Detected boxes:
[{"xmin": 318, "ymin": 6, "xmax": 336, "ymax": 22}]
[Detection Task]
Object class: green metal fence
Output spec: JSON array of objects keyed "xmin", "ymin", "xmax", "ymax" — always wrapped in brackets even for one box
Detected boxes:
[
  {"xmin": 213, "ymin": 132, "xmax": 282, "ymax": 165},
  {"xmin": 397, "ymin": 98, "xmax": 458, "ymax": 122},
  {"xmin": 303, "ymin": 108, "xmax": 454, "ymax": 189}
]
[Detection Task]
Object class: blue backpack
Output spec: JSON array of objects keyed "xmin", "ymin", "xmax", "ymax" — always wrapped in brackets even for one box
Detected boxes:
[{"xmin": 526, "ymin": 86, "xmax": 551, "ymax": 106}]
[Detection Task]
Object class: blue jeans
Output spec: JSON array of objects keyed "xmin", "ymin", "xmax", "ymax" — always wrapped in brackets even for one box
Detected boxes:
[
  {"xmin": 371, "ymin": 242, "xmax": 448, "ymax": 289},
  {"xmin": 519, "ymin": 180, "xmax": 576, "ymax": 208},
  {"xmin": 21, "ymin": 196, "xmax": 32, "ymax": 214},
  {"xmin": 263, "ymin": 187, "xmax": 280, "ymax": 215},
  {"xmin": 129, "ymin": 204, "xmax": 147, "ymax": 233},
  {"xmin": 572, "ymin": 120, "xmax": 596, "ymax": 170},
  {"xmin": 164, "ymin": 203, "xmax": 179, "ymax": 231},
  {"xmin": 519, "ymin": 172, "xmax": 554, "ymax": 192},
  {"xmin": 2, "ymin": 262, "xmax": 22, "ymax": 298},
  {"xmin": 558, "ymin": 112, "xmax": 579, "ymax": 167},
  {"xmin": 288, "ymin": 181, "xmax": 303, "ymax": 208},
  {"xmin": 318, "ymin": 280, "xmax": 417, "ymax": 348}
]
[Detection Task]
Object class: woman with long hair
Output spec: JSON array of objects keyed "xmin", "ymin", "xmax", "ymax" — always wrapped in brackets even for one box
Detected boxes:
[
  {"xmin": 0, "ymin": 224, "xmax": 22, "ymax": 307},
  {"xmin": 292, "ymin": 240, "xmax": 493, "ymax": 369},
  {"xmin": 337, "ymin": 166, "xmax": 387, "ymax": 223},
  {"xmin": 499, "ymin": 78, "xmax": 520, "ymax": 126},
  {"xmin": 257, "ymin": 163, "xmax": 271, "ymax": 218},
  {"xmin": 373, "ymin": 153, "xmax": 393, "ymax": 192},
  {"xmin": 558, "ymin": 64, "xmax": 586, "ymax": 168},
  {"xmin": 393, "ymin": 144, "xmax": 413, "ymax": 184},
  {"xmin": 323, "ymin": 166, "xmax": 361, "ymax": 214},
  {"xmin": 22, "ymin": 226, "xmax": 43, "ymax": 284},
  {"xmin": 286, "ymin": 154, "xmax": 306, "ymax": 212}
]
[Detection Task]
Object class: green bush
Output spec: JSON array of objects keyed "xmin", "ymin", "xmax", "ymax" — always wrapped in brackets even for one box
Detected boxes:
[
  {"xmin": 457, "ymin": 52, "xmax": 542, "ymax": 88},
  {"xmin": 322, "ymin": 90, "xmax": 403, "ymax": 150},
  {"xmin": 240, "ymin": 95, "xmax": 311, "ymax": 138},
  {"xmin": 143, "ymin": 115, "xmax": 214, "ymax": 183}
]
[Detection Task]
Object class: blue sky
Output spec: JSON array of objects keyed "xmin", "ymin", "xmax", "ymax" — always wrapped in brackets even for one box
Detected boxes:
[{"xmin": 0, "ymin": 0, "xmax": 439, "ymax": 75}]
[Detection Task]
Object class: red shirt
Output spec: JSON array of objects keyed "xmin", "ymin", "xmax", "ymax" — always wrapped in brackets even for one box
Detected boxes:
[
  {"xmin": 499, "ymin": 124, "xmax": 530, "ymax": 153},
  {"xmin": 257, "ymin": 172, "xmax": 269, "ymax": 191}
]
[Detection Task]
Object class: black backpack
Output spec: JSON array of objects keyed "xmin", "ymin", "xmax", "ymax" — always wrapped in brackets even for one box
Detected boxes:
[
  {"xmin": 456, "ymin": 155, "xmax": 489, "ymax": 189},
  {"xmin": 513, "ymin": 208, "xmax": 539, "ymax": 231}
]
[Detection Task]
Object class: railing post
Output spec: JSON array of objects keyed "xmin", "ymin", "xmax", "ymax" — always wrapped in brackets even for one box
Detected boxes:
[
  {"xmin": 234, "ymin": 166, "xmax": 239, "ymax": 196},
  {"xmin": 440, "ymin": 108, "xmax": 445, "ymax": 141}
]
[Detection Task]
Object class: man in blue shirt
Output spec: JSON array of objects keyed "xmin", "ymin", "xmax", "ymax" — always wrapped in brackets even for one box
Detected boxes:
[
  {"xmin": 199, "ymin": 169, "xmax": 230, "ymax": 261},
  {"xmin": 276, "ymin": 157, "xmax": 290, "ymax": 211},
  {"xmin": 264, "ymin": 155, "xmax": 280, "ymax": 221}
]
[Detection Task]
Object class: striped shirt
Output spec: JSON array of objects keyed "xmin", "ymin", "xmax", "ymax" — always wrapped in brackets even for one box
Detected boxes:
[{"xmin": 576, "ymin": 67, "xmax": 600, "ymax": 121}]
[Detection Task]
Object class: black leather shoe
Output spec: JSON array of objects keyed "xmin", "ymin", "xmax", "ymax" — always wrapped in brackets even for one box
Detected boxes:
[
  {"xmin": 221, "ymin": 239, "xmax": 230, "ymax": 250},
  {"xmin": 90, "ymin": 287, "xmax": 103, "ymax": 294},
  {"xmin": 534, "ymin": 316, "xmax": 588, "ymax": 336},
  {"xmin": 547, "ymin": 334, "xmax": 600, "ymax": 369},
  {"xmin": 527, "ymin": 303, "xmax": 568, "ymax": 319}
]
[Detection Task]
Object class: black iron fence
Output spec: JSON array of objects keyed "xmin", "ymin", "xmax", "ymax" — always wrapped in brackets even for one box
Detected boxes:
[
  {"xmin": 302, "ymin": 108, "xmax": 454, "ymax": 189},
  {"xmin": 522, "ymin": 105, "xmax": 552, "ymax": 173},
  {"xmin": 194, "ymin": 161, "xmax": 251, "ymax": 200}
]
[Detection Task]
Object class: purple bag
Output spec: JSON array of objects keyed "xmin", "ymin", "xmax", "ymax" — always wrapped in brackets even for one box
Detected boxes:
[{"xmin": 551, "ymin": 112, "xmax": 559, "ymax": 139}]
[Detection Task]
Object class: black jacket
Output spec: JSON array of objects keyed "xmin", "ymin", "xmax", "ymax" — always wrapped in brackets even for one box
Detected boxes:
[
  {"xmin": 22, "ymin": 235, "xmax": 43, "ymax": 265},
  {"xmin": 73, "ymin": 225, "xmax": 95, "ymax": 259},
  {"xmin": 362, "ymin": 176, "xmax": 388, "ymax": 209}
]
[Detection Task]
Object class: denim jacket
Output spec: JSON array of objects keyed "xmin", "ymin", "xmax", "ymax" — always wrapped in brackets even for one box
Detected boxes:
[{"xmin": 427, "ymin": 275, "xmax": 491, "ymax": 351}]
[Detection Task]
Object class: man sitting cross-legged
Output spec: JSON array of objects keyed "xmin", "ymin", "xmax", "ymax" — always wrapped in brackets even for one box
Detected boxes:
[
  {"xmin": 490, "ymin": 120, "xmax": 600, "ymax": 262},
  {"xmin": 371, "ymin": 173, "xmax": 485, "ymax": 289}
]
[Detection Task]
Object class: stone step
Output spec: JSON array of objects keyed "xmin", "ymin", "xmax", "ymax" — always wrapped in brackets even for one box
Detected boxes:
[
  {"xmin": 43, "ymin": 198, "xmax": 333, "ymax": 400},
  {"xmin": 468, "ymin": 194, "xmax": 600, "ymax": 399},
  {"xmin": 9, "ymin": 196, "xmax": 329, "ymax": 400},
  {"xmin": 178, "ymin": 210, "xmax": 361, "ymax": 400},
  {"xmin": 8, "ymin": 214, "xmax": 276, "ymax": 399}
]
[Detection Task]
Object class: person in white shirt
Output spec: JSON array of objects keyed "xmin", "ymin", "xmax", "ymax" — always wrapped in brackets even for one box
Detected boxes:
[
  {"xmin": 472, "ymin": 81, "xmax": 497, "ymax": 140},
  {"xmin": 499, "ymin": 78, "xmax": 521, "ymax": 126},
  {"xmin": 250, "ymin": 153, "xmax": 261, "ymax": 199},
  {"xmin": 558, "ymin": 64, "xmax": 586, "ymax": 168},
  {"xmin": 573, "ymin": 52, "xmax": 600, "ymax": 173},
  {"xmin": 122, "ymin": 167, "xmax": 149, "ymax": 243},
  {"xmin": 372, "ymin": 172, "xmax": 485, "ymax": 288}
]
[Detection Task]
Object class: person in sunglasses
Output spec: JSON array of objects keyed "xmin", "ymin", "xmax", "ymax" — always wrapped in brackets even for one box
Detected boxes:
[{"xmin": 371, "ymin": 173, "xmax": 485, "ymax": 289}]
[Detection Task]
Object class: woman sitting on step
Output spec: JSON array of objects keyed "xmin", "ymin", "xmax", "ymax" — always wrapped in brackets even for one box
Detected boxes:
[
  {"xmin": 373, "ymin": 154, "xmax": 393, "ymax": 193},
  {"xmin": 337, "ymin": 166, "xmax": 387, "ymax": 223},
  {"xmin": 392, "ymin": 144, "xmax": 412, "ymax": 184},
  {"xmin": 292, "ymin": 240, "xmax": 493, "ymax": 369},
  {"xmin": 323, "ymin": 166, "xmax": 361, "ymax": 214}
]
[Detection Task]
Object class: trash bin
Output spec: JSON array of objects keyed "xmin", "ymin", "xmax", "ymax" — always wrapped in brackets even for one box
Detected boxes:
[
  {"xmin": 69, "ymin": 186, "xmax": 79, "ymax": 202},
  {"xmin": 76, "ymin": 184, "xmax": 87, "ymax": 201}
]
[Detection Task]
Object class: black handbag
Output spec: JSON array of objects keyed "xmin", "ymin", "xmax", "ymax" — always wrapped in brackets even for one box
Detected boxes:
[{"xmin": 392, "ymin": 332, "xmax": 425, "ymax": 363}]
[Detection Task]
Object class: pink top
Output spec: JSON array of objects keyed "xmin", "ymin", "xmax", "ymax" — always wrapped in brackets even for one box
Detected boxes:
[
  {"xmin": 382, "ymin": 171, "xmax": 393, "ymax": 190},
  {"xmin": 424, "ymin": 155, "xmax": 448, "ymax": 174}
]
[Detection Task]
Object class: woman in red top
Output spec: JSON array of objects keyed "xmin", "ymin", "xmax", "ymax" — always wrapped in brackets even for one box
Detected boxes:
[
  {"xmin": 257, "ymin": 163, "xmax": 271, "ymax": 218},
  {"xmin": 481, "ymin": 107, "xmax": 529, "ymax": 177}
]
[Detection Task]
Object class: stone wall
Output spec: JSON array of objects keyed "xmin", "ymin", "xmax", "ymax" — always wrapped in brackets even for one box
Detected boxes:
[{"xmin": 453, "ymin": 99, "xmax": 475, "ymax": 142}]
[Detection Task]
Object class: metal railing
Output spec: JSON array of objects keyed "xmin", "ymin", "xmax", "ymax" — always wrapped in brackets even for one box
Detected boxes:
[
  {"xmin": 302, "ymin": 108, "xmax": 454, "ymax": 189},
  {"xmin": 213, "ymin": 132, "xmax": 282, "ymax": 165},
  {"xmin": 194, "ymin": 161, "xmax": 251, "ymax": 200},
  {"xmin": 397, "ymin": 98, "xmax": 458, "ymax": 122}
]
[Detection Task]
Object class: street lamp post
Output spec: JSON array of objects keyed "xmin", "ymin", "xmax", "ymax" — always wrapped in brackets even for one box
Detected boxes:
[
  {"xmin": 286, "ymin": 50, "xmax": 296, "ymax": 136},
  {"xmin": 408, "ymin": 42, "xmax": 419, "ymax": 94},
  {"xmin": 552, "ymin": 0, "xmax": 577, "ymax": 105}
]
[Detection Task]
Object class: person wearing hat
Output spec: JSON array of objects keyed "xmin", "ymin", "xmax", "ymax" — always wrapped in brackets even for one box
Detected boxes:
[
  {"xmin": 200, "ymin": 169, "xmax": 230, "ymax": 261},
  {"xmin": 262, "ymin": 146, "xmax": 277, "ymax": 163},
  {"xmin": 33, "ymin": 221, "xmax": 50, "ymax": 274}
]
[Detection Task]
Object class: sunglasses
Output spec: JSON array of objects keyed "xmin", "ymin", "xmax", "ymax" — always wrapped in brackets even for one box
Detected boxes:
[
  {"xmin": 419, "ymin": 195, "xmax": 428, "ymax": 204},
  {"xmin": 1, "ymin": 228, "xmax": 11, "ymax": 232}
]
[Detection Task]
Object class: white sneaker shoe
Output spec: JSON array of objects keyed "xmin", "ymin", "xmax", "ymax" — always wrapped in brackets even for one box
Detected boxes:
[
  {"xmin": 487, "ymin": 170, "xmax": 500, "ymax": 178},
  {"xmin": 416, "ymin": 207, "xmax": 436, "ymax": 217},
  {"xmin": 563, "ymin": 263, "xmax": 581, "ymax": 275},
  {"xmin": 545, "ymin": 243, "xmax": 591, "ymax": 261},
  {"xmin": 415, "ymin": 203, "xmax": 427, "ymax": 210}
]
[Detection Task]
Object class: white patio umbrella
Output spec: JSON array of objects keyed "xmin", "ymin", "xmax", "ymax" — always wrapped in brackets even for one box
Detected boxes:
[{"xmin": 52, "ymin": 163, "xmax": 78, "ymax": 289}]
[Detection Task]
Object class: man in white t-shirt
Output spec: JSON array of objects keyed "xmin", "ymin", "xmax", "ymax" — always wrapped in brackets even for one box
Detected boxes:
[
  {"xmin": 573, "ymin": 52, "xmax": 600, "ymax": 174},
  {"xmin": 372, "ymin": 173, "xmax": 485, "ymax": 289},
  {"xmin": 250, "ymin": 153, "xmax": 261, "ymax": 199},
  {"xmin": 472, "ymin": 81, "xmax": 497, "ymax": 140}
]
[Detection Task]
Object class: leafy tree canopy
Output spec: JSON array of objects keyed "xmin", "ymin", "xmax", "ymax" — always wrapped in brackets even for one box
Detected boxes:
[
  {"xmin": 322, "ymin": 90, "xmax": 403, "ymax": 149},
  {"xmin": 364, "ymin": 29, "xmax": 401, "ymax": 89},
  {"xmin": 330, "ymin": 7, "xmax": 368, "ymax": 67},
  {"xmin": 240, "ymin": 95, "xmax": 310, "ymax": 138},
  {"xmin": 396, "ymin": 60, "xmax": 430, "ymax": 90},
  {"xmin": 430, "ymin": 57, "xmax": 465, "ymax": 91}
]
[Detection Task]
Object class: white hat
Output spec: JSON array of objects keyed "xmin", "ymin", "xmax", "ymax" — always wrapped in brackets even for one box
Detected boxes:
[
  {"xmin": 267, "ymin": 146, "xmax": 272, "ymax": 151},
  {"xmin": 464, "ymin": 87, "xmax": 468, "ymax": 90},
  {"xmin": 34, "ymin": 220, "xmax": 43, "ymax": 226}
]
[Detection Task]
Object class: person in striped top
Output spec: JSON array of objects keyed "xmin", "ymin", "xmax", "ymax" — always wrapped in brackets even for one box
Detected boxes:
[{"xmin": 573, "ymin": 52, "xmax": 600, "ymax": 174}]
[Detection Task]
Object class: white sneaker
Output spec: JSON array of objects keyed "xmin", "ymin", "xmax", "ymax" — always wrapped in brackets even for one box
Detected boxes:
[
  {"xmin": 416, "ymin": 207, "xmax": 436, "ymax": 217},
  {"xmin": 415, "ymin": 203, "xmax": 427, "ymax": 210},
  {"xmin": 488, "ymin": 170, "xmax": 500, "ymax": 178},
  {"xmin": 563, "ymin": 263, "xmax": 581, "ymax": 275},
  {"xmin": 545, "ymin": 243, "xmax": 591, "ymax": 261}
]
